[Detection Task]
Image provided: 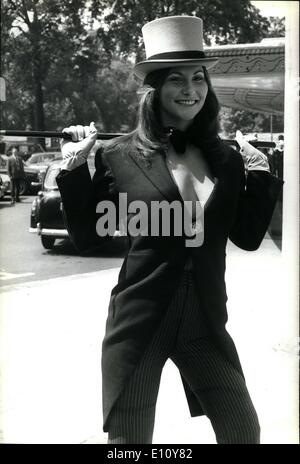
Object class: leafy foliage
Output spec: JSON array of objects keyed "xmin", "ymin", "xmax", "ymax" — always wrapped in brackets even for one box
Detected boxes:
[
  {"xmin": 92, "ymin": 0, "xmax": 271, "ymax": 57},
  {"xmin": 219, "ymin": 107, "xmax": 284, "ymax": 138},
  {"xmin": 1, "ymin": 0, "xmax": 285, "ymax": 136}
]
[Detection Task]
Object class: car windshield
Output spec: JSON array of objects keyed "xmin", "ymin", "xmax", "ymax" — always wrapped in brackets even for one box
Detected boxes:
[
  {"xmin": 27, "ymin": 153, "xmax": 59, "ymax": 164},
  {"xmin": 27, "ymin": 155, "xmax": 40, "ymax": 164},
  {"xmin": 44, "ymin": 165, "xmax": 61, "ymax": 189}
]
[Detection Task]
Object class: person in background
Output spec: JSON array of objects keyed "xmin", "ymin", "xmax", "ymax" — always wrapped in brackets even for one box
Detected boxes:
[
  {"xmin": 273, "ymin": 134, "xmax": 284, "ymax": 180},
  {"xmin": 7, "ymin": 146, "xmax": 25, "ymax": 205},
  {"xmin": 56, "ymin": 16, "xmax": 283, "ymax": 444}
]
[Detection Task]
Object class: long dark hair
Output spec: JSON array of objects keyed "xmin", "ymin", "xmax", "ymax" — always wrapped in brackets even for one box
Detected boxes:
[{"xmin": 105, "ymin": 65, "xmax": 227, "ymax": 169}]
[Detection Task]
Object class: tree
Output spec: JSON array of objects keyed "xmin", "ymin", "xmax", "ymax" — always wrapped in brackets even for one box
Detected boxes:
[
  {"xmin": 91, "ymin": 0, "xmax": 271, "ymax": 61},
  {"xmin": 219, "ymin": 107, "xmax": 284, "ymax": 138},
  {"xmin": 263, "ymin": 16, "xmax": 285, "ymax": 38},
  {"xmin": 4, "ymin": 1, "xmax": 62, "ymax": 130},
  {"xmin": 43, "ymin": 27, "xmax": 111, "ymax": 128},
  {"xmin": 1, "ymin": 0, "xmax": 97, "ymax": 131},
  {"xmin": 91, "ymin": 58, "xmax": 139, "ymax": 131},
  {"xmin": 1, "ymin": 0, "xmax": 286, "ymax": 136}
]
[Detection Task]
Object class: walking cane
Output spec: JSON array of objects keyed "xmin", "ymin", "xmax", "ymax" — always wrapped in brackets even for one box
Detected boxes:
[
  {"xmin": 0, "ymin": 130, "xmax": 276, "ymax": 149},
  {"xmin": 0, "ymin": 129, "xmax": 124, "ymax": 141}
]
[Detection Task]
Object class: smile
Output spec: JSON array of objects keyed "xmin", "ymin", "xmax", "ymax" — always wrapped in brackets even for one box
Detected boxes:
[{"xmin": 175, "ymin": 100, "xmax": 199, "ymax": 106}]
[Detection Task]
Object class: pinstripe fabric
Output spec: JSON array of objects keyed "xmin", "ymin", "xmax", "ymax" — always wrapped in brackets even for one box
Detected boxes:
[{"xmin": 107, "ymin": 269, "xmax": 260, "ymax": 444}]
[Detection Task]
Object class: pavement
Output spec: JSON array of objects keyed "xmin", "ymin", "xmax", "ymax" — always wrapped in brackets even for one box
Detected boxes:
[{"xmin": 0, "ymin": 235, "xmax": 298, "ymax": 444}]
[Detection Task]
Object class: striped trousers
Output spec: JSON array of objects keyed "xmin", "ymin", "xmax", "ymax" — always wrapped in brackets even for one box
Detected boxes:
[{"xmin": 107, "ymin": 269, "xmax": 260, "ymax": 444}]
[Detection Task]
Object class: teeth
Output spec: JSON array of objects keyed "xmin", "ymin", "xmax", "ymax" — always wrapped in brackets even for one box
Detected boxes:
[{"xmin": 176, "ymin": 100, "xmax": 197, "ymax": 105}]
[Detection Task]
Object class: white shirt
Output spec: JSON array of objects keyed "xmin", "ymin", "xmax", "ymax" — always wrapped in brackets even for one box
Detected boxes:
[{"xmin": 165, "ymin": 143, "xmax": 216, "ymax": 220}]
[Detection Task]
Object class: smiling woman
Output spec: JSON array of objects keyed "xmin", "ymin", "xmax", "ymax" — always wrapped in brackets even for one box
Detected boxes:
[
  {"xmin": 56, "ymin": 15, "xmax": 283, "ymax": 444},
  {"xmin": 159, "ymin": 67, "xmax": 208, "ymax": 129}
]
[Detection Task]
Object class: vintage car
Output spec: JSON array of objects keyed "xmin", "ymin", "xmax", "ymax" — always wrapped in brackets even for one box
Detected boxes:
[
  {"xmin": 0, "ymin": 140, "xmax": 45, "ymax": 161},
  {"xmin": 25, "ymin": 151, "xmax": 62, "ymax": 191},
  {"xmin": 29, "ymin": 159, "xmax": 71, "ymax": 248},
  {"xmin": 0, "ymin": 152, "xmax": 61, "ymax": 195},
  {"xmin": 29, "ymin": 154, "xmax": 122, "ymax": 250},
  {"xmin": 30, "ymin": 156, "xmax": 99, "ymax": 249},
  {"xmin": 26, "ymin": 151, "xmax": 61, "ymax": 168},
  {"xmin": 0, "ymin": 173, "xmax": 10, "ymax": 199}
]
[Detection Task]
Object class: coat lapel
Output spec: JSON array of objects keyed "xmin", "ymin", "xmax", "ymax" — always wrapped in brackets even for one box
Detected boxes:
[
  {"xmin": 128, "ymin": 151, "xmax": 183, "ymax": 203},
  {"xmin": 127, "ymin": 148, "xmax": 226, "ymax": 212}
]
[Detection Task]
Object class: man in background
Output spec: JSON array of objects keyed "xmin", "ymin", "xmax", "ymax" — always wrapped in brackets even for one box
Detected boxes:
[{"xmin": 7, "ymin": 146, "xmax": 25, "ymax": 205}]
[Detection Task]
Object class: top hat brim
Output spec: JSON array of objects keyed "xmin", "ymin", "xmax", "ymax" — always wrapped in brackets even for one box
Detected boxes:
[{"xmin": 133, "ymin": 57, "xmax": 218, "ymax": 80}]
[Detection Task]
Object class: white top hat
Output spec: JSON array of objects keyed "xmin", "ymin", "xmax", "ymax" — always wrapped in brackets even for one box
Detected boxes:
[{"xmin": 134, "ymin": 16, "xmax": 218, "ymax": 80}]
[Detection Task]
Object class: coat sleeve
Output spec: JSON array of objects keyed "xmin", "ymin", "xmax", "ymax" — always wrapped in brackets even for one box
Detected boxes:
[
  {"xmin": 229, "ymin": 152, "xmax": 284, "ymax": 251},
  {"xmin": 56, "ymin": 147, "xmax": 118, "ymax": 253}
]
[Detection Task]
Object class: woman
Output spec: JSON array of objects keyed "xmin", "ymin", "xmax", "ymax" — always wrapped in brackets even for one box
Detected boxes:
[{"xmin": 57, "ymin": 16, "xmax": 283, "ymax": 444}]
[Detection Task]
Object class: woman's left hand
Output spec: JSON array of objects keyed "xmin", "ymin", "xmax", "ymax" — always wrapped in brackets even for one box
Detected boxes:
[{"xmin": 236, "ymin": 130, "xmax": 270, "ymax": 172}]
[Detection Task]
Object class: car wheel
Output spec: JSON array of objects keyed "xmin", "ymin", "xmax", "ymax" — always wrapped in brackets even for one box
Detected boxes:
[
  {"xmin": 19, "ymin": 179, "xmax": 28, "ymax": 195},
  {"xmin": 41, "ymin": 236, "xmax": 55, "ymax": 249}
]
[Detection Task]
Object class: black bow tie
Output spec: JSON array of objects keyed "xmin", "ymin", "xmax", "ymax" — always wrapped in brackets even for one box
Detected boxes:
[{"xmin": 166, "ymin": 128, "xmax": 193, "ymax": 154}]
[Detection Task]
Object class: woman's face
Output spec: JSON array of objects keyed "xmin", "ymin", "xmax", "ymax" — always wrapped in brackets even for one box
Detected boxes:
[{"xmin": 159, "ymin": 65, "xmax": 208, "ymax": 130}]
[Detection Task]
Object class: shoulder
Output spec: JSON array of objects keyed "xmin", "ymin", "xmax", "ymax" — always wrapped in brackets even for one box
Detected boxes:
[
  {"xmin": 98, "ymin": 131, "xmax": 136, "ymax": 155},
  {"xmin": 94, "ymin": 131, "xmax": 138, "ymax": 172},
  {"xmin": 95, "ymin": 131, "xmax": 138, "ymax": 164},
  {"xmin": 105, "ymin": 130, "xmax": 137, "ymax": 154}
]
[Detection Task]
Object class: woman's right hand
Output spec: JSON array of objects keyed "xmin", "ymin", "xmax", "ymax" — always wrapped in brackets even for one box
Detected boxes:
[{"xmin": 60, "ymin": 121, "xmax": 98, "ymax": 170}]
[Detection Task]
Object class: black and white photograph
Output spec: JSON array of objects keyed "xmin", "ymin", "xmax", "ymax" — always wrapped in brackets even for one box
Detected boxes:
[{"xmin": 0, "ymin": 0, "xmax": 298, "ymax": 447}]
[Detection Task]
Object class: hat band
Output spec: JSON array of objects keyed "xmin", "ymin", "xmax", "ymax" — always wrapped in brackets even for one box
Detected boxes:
[{"xmin": 147, "ymin": 50, "xmax": 206, "ymax": 60}]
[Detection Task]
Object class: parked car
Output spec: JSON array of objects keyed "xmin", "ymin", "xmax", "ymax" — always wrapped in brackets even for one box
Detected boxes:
[
  {"xmin": 30, "ymin": 150, "xmax": 122, "ymax": 250},
  {"xmin": 30, "ymin": 156, "xmax": 96, "ymax": 249},
  {"xmin": 0, "ymin": 152, "xmax": 61, "ymax": 195},
  {"xmin": 26, "ymin": 151, "xmax": 61, "ymax": 167},
  {"xmin": 25, "ymin": 151, "xmax": 62, "ymax": 191},
  {"xmin": 0, "ymin": 155, "xmax": 26, "ymax": 194},
  {"xmin": 0, "ymin": 173, "xmax": 10, "ymax": 199},
  {"xmin": 0, "ymin": 140, "xmax": 45, "ymax": 161}
]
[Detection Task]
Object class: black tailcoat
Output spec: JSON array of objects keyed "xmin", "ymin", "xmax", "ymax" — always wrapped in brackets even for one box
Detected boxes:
[{"xmin": 56, "ymin": 135, "xmax": 283, "ymax": 431}]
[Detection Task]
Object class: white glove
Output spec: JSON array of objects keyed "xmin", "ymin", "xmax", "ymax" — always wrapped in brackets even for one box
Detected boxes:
[
  {"xmin": 60, "ymin": 122, "xmax": 98, "ymax": 171},
  {"xmin": 236, "ymin": 130, "xmax": 270, "ymax": 172}
]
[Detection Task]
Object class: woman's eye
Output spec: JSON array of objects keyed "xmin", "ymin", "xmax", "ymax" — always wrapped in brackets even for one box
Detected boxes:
[
  {"xmin": 193, "ymin": 75, "xmax": 204, "ymax": 81},
  {"xmin": 166, "ymin": 74, "xmax": 204, "ymax": 83}
]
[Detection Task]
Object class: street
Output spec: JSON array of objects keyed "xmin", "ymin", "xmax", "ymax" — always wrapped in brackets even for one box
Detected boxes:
[{"xmin": 0, "ymin": 195, "xmax": 126, "ymax": 288}]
